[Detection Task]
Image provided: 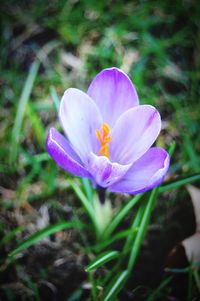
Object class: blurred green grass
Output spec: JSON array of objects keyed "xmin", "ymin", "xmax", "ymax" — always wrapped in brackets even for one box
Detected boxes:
[{"xmin": 0, "ymin": 0, "xmax": 200, "ymax": 300}]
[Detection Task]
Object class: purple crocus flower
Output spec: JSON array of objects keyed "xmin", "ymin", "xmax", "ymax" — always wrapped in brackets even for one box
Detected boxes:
[{"xmin": 46, "ymin": 67, "xmax": 170, "ymax": 194}]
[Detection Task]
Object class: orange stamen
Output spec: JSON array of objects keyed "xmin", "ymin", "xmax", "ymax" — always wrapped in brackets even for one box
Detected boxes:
[{"xmin": 95, "ymin": 123, "xmax": 112, "ymax": 158}]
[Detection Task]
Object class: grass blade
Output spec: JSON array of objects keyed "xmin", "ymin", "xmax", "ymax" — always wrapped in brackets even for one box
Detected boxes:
[
  {"xmin": 102, "ymin": 204, "xmax": 146, "ymax": 289},
  {"xmin": 168, "ymin": 141, "xmax": 176, "ymax": 157},
  {"xmin": 26, "ymin": 102, "xmax": 46, "ymax": 148},
  {"xmin": 69, "ymin": 180, "xmax": 97, "ymax": 232},
  {"xmin": 8, "ymin": 221, "xmax": 83, "ymax": 259},
  {"xmin": 50, "ymin": 86, "xmax": 60, "ymax": 112},
  {"xmin": 10, "ymin": 60, "xmax": 40, "ymax": 164},
  {"xmin": 128, "ymin": 188, "xmax": 159, "ymax": 271},
  {"xmin": 85, "ymin": 251, "xmax": 119, "ymax": 272},
  {"xmin": 102, "ymin": 194, "xmax": 142, "ymax": 238},
  {"xmin": 0, "ymin": 226, "xmax": 24, "ymax": 247},
  {"xmin": 101, "ymin": 270, "xmax": 128, "ymax": 301},
  {"xmin": 147, "ymin": 276, "xmax": 172, "ymax": 301},
  {"xmin": 159, "ymin": 173, "xmax": 200, "ymax": 193},
  {"xmin": 122, "ymin": 201, "xmax": 146, "ymax": 255},
  {"xmin": 81, "ymin": 178, "xmax": 94, "ymax": 203},
  {"xmin": 91, "ymin": 230, "xmax": 130, "ymax": 253}
]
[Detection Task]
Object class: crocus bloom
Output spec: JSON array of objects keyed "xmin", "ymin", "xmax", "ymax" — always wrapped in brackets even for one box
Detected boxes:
[{"xmin": 46, "ymin": 68, "xmax": 170, "ymax": 194}]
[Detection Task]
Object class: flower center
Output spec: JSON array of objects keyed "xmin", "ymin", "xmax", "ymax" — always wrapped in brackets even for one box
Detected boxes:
[{"xmin": 95, "ymin": 123, "xmax": 112, "ymax": 158}]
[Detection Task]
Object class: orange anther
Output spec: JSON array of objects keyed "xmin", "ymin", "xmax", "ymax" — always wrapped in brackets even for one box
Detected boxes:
[{"xmin": 95, "ymin": 123, "xmax": 112, "ymax": 158}]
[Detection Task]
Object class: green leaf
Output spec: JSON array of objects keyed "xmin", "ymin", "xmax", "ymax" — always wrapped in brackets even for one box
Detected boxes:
[
  {"xmin": 0, "ymin": 226, "xmax": 24, "ymax": 246},
  {"xmin": 91, "ymin": 230, "xmax": 130, "ymax": 252},
  {"xmin": 85, "ymin": 251, "xmax": 119, "ymax": 272},
  {"xmin": 128, "ymin": 188, "xmax": 159, "ymax": 272},
  {"xmin": 50, "ymin": 86, "xmax": 60, "ymax": 112},
  {"xmin": 102, "ymin": 194, "xmax": 142, "ymax": 238},
  {"xmin": 122, "ymin": 201, "xmax": 146, "ymax": 255},
  {"xmin": 81, "ymin": 178, "xmax": 94, "ymax": 202},
  {"xmin": 102, "ymin": 203, "xmax": 146, "ymax": 290},
  {"xmin": 10, "ymin": 60, "xmax": 40, "ymax": 164},
  {"xmin": 8, "ymin": 221, "xmax": 83, "ymax": 259},
  {"xmin": 101, "ymin": 270, "xmax": 128, "ymax": 301},
  {"xmin": 147, "ymin": 276, "xmax": 172, "ymax": 301},
  {"xmin": 67, "ymin": 288, "xmax": 83, "ymax": 301},
  {"xmin": 69, "ymin": 180, "xmax": 97, "ymax": 232},
  {"xmin": 168, "ymin": 141, "xmax": 176, "ymax": 157},
  {"xmin": 26, "ymin": 102, "xmax": 46, "ymax": 148},
  {"xmin": 159, "ymin": 173, "xmax": 200, "ymax": 193}
]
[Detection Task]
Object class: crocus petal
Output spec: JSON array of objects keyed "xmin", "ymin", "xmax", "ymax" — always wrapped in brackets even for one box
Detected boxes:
[
  {"xmin": 86, "ymin": 152, "xmax": 131, "ymax": 188},
  {"xmin": 87, "ymin": 67, "xmax": 139, "ymax": 127},
  {"xmin": 59, "ymin": 88, "xmax": 103, "ymax": 163},
  {"xmin": 110, "ymin": 105, "xmax": 161, "ymax": 165},
  {"xmin": 46, "ymin": 127, "xmax": 91, "ymax": 178},
  {"xmin": 109, "ymin": 147, "xmax": 170, "ymax": 194}
]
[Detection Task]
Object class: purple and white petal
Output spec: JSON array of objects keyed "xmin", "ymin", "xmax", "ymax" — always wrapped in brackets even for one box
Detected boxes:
[
  {"xmin": 87, "ymin": 67, "xmax": 139, "ymax": 127},
  {"xmin": 110, "ymin": 105, "xmax": 161, "ymax": 165},
  {"xmin": 86, "ymin": 152, "xmax": 131, "ymax": 188},
  {"xmin": 59, "ymin": 88, "xmax": 103, "ymax": 163},
  {"xmin": 46, "ymin": 127, "xmax": 91, "ymax": 178},
  {"xmin": 109, "ymin": 147, "xmax": 170, "ymax": 194}
]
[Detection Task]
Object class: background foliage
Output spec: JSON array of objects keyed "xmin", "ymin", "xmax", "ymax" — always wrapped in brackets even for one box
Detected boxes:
[{"xmin": 0, "ymin": 0, "xmax": 200, "ymax": 300}]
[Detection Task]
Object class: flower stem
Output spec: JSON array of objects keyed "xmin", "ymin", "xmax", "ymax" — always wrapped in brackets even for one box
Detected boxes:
[{"xmin": 97, "ymin": 186, "xmax": 106, "ymax": 204}]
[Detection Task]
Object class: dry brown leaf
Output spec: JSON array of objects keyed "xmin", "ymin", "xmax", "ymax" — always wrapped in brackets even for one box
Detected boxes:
[
  {"xmin": 178, "ymin": 185, "xmax": 200, "ymax": 265},
  {"xmin": 61, "ymin": 51, "xmax": 84, "ymax": 70},
  {"xmin": 121, "ymin": 49, "xmax": 140, "ymax": 73},
  {"xmin": 187, "ymin": 185, "xmax": 200, "ymax": 232},
  {"xmin": 166, "ymin": 185, "xmax": 200, "ymax": 267},
  {"xmin": 182, "ymin": 233, "xmax": 200, "ymax": 264}
]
